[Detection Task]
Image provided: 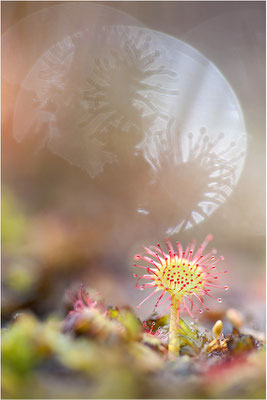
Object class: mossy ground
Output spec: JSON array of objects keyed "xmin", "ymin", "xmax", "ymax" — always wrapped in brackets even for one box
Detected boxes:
[{"xmin": 2, "ymin": 288, "xmax": 265, "ymax": 399}]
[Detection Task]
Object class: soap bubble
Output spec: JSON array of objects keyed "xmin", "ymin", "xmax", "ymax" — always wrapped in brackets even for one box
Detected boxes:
[{"xmin": 3, "ymin": 6, "xmax": 246, "ymax": 235}]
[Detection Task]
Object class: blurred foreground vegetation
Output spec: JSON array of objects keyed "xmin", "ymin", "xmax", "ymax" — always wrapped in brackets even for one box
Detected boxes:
[{"xmin": 2, "ymin": 286, "xmax": 265, "ymax": 399}]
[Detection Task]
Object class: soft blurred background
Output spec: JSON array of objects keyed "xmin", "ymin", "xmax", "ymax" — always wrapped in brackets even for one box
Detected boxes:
[{"xmin": 2, "ymin": 2, "xmax": 266, "ymax": 398}]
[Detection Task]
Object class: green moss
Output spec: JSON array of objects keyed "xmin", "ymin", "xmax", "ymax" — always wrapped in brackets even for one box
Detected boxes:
[
  {"xmin": 1, "ymin": 293, "xmax": 265, "ymax": 399},
  {"xmin": 1, "ymin": 190, "xmax": 27, "ymax": 248}
]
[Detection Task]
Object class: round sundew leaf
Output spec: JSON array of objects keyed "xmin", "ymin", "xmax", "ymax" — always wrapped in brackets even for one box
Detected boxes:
[{"xmin": 134, "ymin": 235, "xmax": 228, "ymax": 319}]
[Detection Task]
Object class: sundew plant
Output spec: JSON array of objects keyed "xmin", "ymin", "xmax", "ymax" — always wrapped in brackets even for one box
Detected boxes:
[{"xmin": 134, "ymin": 235, "xmax": 228, "ymax": 354}]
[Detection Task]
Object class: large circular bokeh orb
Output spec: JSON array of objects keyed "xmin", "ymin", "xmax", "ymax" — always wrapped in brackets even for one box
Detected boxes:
[{"xmin": 4, "ymin": 10, "xmax": 247, "ymax": 235}]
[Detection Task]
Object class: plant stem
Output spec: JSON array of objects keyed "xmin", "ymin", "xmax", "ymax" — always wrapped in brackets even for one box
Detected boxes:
[{"xmin": 168, "ymin": 300, "xmax": 180, "ymax": 356}]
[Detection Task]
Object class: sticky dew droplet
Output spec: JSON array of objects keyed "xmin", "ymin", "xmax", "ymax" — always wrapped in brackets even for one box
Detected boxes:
[{"xmin": 217, "ymin": 298, "xmax": 222, "ymax": 303}]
